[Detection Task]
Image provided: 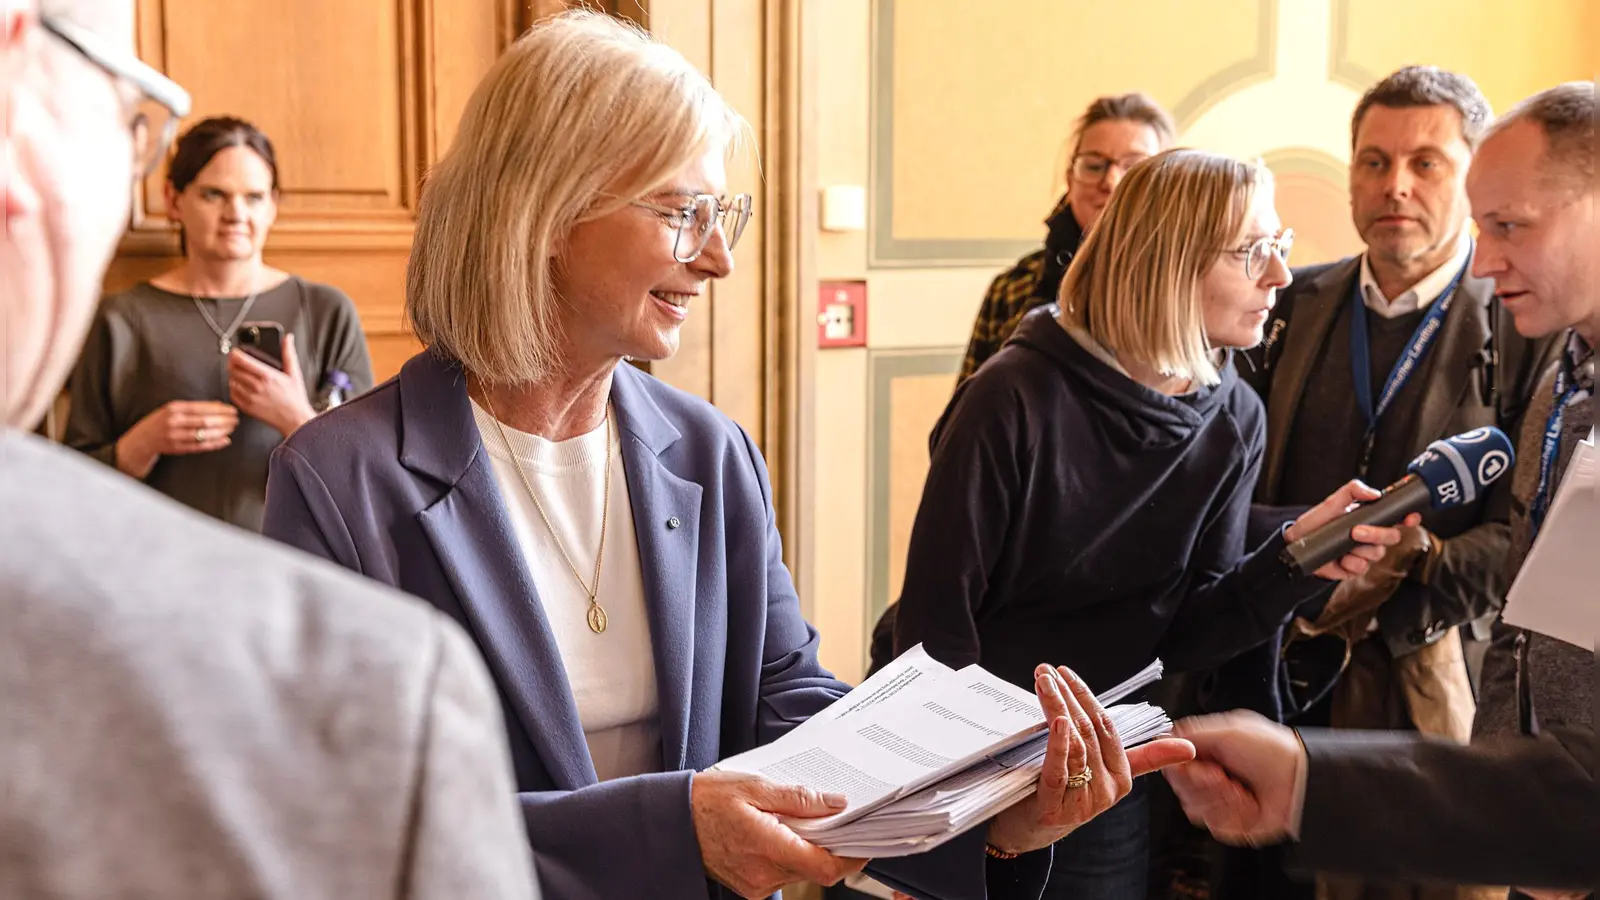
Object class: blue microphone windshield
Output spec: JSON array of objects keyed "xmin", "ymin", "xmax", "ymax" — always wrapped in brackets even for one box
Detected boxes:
[{"xmin": 1406, "ymin": 427, "xmax": 1516, "ymax": 509}]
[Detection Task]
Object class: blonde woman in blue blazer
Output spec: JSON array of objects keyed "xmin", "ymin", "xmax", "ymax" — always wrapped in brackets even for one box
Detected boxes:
[{"xmin": 262, "ymin": 11, "xmax": 1195, "ymax": 900}]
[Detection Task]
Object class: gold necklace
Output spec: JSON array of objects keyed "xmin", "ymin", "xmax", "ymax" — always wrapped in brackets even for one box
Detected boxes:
[{"xmin": 486, "ymin": 399, "xmax": 613, "ymax": 634}]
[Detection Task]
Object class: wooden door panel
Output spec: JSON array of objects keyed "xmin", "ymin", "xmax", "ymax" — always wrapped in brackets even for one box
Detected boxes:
[{"xmin": 114, "ymin": 0, "xmax": 512, "ymax": 383}]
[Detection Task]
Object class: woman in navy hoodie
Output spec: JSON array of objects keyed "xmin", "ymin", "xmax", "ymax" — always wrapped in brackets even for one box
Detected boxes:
[{"xmin": 891, "ymin": 149, "xmax": 1414, "ymax": 899}]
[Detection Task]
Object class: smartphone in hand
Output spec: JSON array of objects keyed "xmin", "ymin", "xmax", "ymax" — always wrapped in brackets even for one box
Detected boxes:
[{"xmin": 235, "ymin": 321, "xmax": 286, "ymax": 370}]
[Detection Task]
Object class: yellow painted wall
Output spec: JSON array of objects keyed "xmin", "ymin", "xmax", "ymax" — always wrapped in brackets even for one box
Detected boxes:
[{"xmin": 811, "ymin": 0, "xmax": 1597, "ymax": 682}]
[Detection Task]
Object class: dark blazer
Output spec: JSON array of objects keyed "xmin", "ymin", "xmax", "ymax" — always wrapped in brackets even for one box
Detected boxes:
[
  {"xmin": 1202, "ymin": 258, "xmax": 1558, "ymax": 721},
  {"xmin": 261, "ymin": 351, "xmax": 1036, "ymax": 900},
  {"xmin": 1244, "ymin": 256, "xmax": 1559, "ymax": 655},
  {"xmin": 1296, "ymin": 724, "xmax": 1599, "ymax": 889}
]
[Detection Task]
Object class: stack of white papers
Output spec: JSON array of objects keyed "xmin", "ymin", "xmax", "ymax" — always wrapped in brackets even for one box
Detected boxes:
[
  {"xmin": 713, "ymin": 645, "xmax": 1170, "ymax": 858},
  {"xmin": 1503, "ymin": 428, "xmax": 1598, "ymax": 650}
]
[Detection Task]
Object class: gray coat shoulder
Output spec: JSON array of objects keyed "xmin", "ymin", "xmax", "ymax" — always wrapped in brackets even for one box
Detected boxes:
[{"xmin": 0, "ymin": 431, "xmax": 534, "ymax": 898}]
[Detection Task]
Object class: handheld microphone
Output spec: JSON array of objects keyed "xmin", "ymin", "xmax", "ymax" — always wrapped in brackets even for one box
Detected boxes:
[{"xmin": 1281, "ymin": 427, "xmax": 1515, "ymax": 576}]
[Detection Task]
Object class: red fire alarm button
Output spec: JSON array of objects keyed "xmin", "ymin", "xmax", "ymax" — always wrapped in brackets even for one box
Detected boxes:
[{"xmin": 817, "ymin": 280, "xmax": 866, "ymax": 348}]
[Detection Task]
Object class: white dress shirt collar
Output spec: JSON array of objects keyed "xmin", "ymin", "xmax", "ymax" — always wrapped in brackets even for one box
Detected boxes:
[{"xmin": 1358, "ymin": 234, "xmax": 1473, "ymax": 319}]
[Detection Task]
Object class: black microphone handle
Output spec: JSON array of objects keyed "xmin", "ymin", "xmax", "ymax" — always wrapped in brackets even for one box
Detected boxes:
[{"xmin": 1280, "ymin": 476, "xmax": 1432, "ymax": 576}]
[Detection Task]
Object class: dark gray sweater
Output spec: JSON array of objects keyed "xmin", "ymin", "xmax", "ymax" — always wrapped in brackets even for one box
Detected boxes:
[
  {"xmin": 65, "ymin": 277, "xmax": 373, "ymax": 532},
  {"xmin": 1277, "ymin": 302, "xmax": 1436, "ymax": 504}
]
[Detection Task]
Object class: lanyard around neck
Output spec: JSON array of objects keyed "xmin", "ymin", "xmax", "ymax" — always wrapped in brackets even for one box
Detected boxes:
[
  {"xmin": 1529, "ymin": 361, "xmax": 1588, "ymax": 537},
  {"xmin": 1348, "ymin": 253, "xmax": 1471, "ymax": 474}
]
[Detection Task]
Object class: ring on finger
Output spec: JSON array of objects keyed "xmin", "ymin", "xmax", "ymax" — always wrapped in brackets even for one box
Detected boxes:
[
  {"xmin": 1065, "ymin": 767, "xmax": 1094, "ymax": 790},
  {"xmin": 195, "ymin": 426, "xmax": 207, "ymax": 443}
]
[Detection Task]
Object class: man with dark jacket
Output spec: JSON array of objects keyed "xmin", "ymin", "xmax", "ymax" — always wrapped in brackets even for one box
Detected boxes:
[
  {"xmin": 1211, "ymin": 63, "xmax": 1561, "ymax": 900},
  {"xmin": 1462, "ymin": 80, "xmax": 1595, "ymax": 900},
  {"xmin": 1222, "ymin": 66, "xmax": 1560, "ymax": 720}
]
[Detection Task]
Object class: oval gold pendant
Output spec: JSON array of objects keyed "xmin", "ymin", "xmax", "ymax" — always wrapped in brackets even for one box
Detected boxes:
[{"xmin": 586, "ymin": 604, "xmax": 608, "ymax": 634}]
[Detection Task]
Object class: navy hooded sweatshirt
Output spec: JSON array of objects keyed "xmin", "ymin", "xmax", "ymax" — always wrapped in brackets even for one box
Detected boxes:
[{"xmin": 892, "ymin": 306, "xmax": 1333, "ymax": 695}]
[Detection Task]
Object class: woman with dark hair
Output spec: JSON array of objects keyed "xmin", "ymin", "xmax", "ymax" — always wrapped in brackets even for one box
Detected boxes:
[
  {"xmin": 957, "ymin": 92, "xmax": 1177, "ymax": 385},
  {"xmin": 65, "ymin": 116, "xmax": 373, "ymax": 531}
]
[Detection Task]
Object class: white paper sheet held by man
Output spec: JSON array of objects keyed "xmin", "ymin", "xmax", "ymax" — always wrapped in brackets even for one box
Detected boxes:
[{"xmin": 1503, "ymin": 429, "xmax": 1598, "ymax": 649}]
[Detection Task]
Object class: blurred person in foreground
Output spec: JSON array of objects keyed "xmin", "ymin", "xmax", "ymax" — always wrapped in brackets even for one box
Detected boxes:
[{"xmin": 1, "ymin": 1, "xmax": 536, "ymax": 896}]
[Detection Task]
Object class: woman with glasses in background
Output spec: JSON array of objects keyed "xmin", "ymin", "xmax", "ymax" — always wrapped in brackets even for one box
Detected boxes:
[
  {"xmin": 956, "ymin": 92, "xmax": 1176, "ymax": 385},
  {"xmin": 891, "ymin": 149, "xmax": 1419, "ymax": 900},
  {"xmin": 64, "ymin": 116, "xmax": 372, "ymax": 532},
  {"xmin": 869, "ymin": 90, "xmax": 1178, "ymax": 694}
]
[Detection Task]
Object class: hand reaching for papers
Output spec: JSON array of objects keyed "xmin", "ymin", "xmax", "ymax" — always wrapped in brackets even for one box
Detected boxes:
[
  {"xmin": 690, "ymin": 770, "xmax": 868, "ymax": 898},
  {"xmin": 1162, "ymin": 710, "xmax": 1305, "ymax": 847},
  {"xmin": 985, "ymin": 664, "xmax": 1196, "ymax": 855}
]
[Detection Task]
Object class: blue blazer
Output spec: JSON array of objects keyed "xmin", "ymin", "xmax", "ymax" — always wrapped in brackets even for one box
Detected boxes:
[{"xmin": 263, "ymin": 351, "xmax": 1042, "ymax": 900}]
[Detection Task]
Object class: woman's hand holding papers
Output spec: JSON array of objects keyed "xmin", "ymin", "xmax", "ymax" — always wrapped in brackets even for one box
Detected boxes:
[
  {"xmin": 985, "ymin": 664, "xmax": 1196, "ymax": 855},
  {"xmin": 690, "ymin": 770, "xmax": 868, "ymax": 898}
]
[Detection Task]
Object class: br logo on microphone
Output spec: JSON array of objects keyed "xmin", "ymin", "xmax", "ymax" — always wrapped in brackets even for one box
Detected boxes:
[
  {"xmin": 1436, "ymin": 480, "xmax": 1464, "ymax": 504},
  {"xmin": 1478, "ymin": 450, "xmax": 1511, "ymax": 484}
]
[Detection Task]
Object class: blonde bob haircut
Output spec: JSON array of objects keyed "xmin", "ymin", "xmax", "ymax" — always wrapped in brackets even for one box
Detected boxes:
[
  {"xmin": 406, "ymin": 11, "xmax": 748, "ymax": 384},
  {"xmin": 1060, "ymin": 148, "xmax": 1270, "ymax": 388}
]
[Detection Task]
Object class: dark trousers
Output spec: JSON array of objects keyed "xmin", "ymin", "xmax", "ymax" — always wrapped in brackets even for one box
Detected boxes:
[{"xmin": 1040, "ymin": 778, "xmax": 1150, "ymax": 900}]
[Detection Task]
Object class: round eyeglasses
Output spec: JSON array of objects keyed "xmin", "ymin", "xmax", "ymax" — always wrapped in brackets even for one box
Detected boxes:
[
  {"xmin": 128, "ymin": 94, "xmax": 182, "ymax": 177},
  {"xmin": 1232, "ymin": 229, "xmax": 1295, "ymax": 280},
  {"xmin": 41, "ymin": 15, "xmax": 191, "ymax": 177},
  {"xmin": 1069, "ymin": 153, "xmax": 1150, "ymax": 185},
  {"xmin": 631, "ymin": 193, "xmax": 754, "ymax": 263}
]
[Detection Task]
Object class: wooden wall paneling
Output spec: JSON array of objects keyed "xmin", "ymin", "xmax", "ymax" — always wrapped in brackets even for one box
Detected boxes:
[
  {"xmin": 641, "ymin": 0, "xmax": 779, "ymax": 439},
  {"xmin": 769, "ymin": 0, "xmax": 819, "ymax": 603},
  {"xmin": 115, "ymin": 0, "xmax": 510, "ymax": 384},
  {"xmin": 641, "ymin": 0, "xmax": 717, "ymax": 404},
  {"xmin": 128, "ymin": 0, "xmax": 417, "ymax": 249},
  {"xmin": 707, "ymin": 0, "xmax": 767, "ymax": 439}
]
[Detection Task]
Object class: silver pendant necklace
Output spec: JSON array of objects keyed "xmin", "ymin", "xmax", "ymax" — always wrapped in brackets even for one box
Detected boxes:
[{"xmin": 190, "ymin": 290, "xmax": 260, "ymax": 355}]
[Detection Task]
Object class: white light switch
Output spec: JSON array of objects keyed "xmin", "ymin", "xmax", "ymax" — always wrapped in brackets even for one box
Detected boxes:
[{"xmin": 820, "ymin": 184, "xmax": 867, "ymax": 232}]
